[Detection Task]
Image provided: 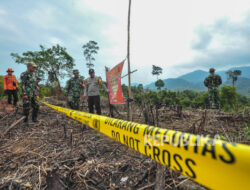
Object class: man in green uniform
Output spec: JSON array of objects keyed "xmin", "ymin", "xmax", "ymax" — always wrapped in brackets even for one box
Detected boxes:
[
  {"xmin": 65, "ymin": 69, "xmax": 85, "ymax": 110},
  {"xmin": 20, "ymin": 62, "xmax": 39, "ymax": 123},
  {"xmin": 84, "ymin": 69, "xmax": 108, "ymax": 115},
  {"xmin": 204, "ymin": 68, "xmax": 222, "ymax": 109}
]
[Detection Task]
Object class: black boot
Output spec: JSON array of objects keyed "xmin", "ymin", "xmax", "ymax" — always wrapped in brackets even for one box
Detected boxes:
[
  {"xmin": 24, "ymin": 115, "xmax": 29, "ymax": 123},
  {"xmin": 32, "ymin": 111, "xmax": 39, "ymax": 122}
]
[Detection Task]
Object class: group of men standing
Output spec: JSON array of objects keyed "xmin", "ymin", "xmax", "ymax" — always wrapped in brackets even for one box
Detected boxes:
[
  {"xmin": 53, "ymin": 67, "xmax": 224, "ymax": 112},
  {"xmin": 3, "ymin": 62, "xmax": 39, "ymax": 123},
  {"xmin": 3, "ymin": 62, "xmax": 222, "ymax": 124},
  {"xmin": 3, "ymin": 62, "xmax": 108, "ymax": 124},
  {"xmin": 65, "ymin": 68, "xmax": 108, "ymax": 114}
]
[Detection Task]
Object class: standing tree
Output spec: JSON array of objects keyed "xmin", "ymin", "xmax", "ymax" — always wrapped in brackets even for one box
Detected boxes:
[
  {"xmin": 82, "ymin": 40, "xmax": 99, "ymax": 69},
  {"xmin": 226, "ymin": 70, "xmax": 242, "ymax": 87},
  {"xmin": 11, "ymin": 44, "xmax": 74, "ymax": 93},
  {"xmin": 155, "ymin": 79, "xmax": 165, "ymax": 90},
  {"xmin": 152, "ymin": 65, "xmax": 163, "ymax": 80},
  {"xmin": 220, "ymin": 85, "xmax": 237, "ymax": 111}
]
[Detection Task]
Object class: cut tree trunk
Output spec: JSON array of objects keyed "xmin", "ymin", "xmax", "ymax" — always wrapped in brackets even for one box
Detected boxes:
[
  {"xmin": 154, "ymin": 110, "xmax": 166, "ymax": 190},
  {"xmin": 155, "ymin": 162, "xmax": 166, "ymax": 190}
]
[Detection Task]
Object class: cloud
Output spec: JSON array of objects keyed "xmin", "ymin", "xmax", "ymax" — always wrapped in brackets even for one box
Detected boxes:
[
  {"xmin": 1, "ymin": 0, "xmax": 250, "ymax": 85},
  {"xmin": 191, "ymin": 26, "xmax": 213, "ymax": 50},
  {"xmin": 0, "ymin": 0, "xmax": 116, "ymax": 79},
  {"xmin": 179, "ymin": 12, "xmax": 250, "ymax": 71},
  {"xmin": 0, "ymin": 9, "xmax": 6, "ymax": 15},
  {"xmin": 49, "ymin": 37, "xmax": 64, "ymax": 45}
]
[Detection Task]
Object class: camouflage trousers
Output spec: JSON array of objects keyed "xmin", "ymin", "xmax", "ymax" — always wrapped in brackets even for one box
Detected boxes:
[
  {"xmin": 208, "ymin": 88, "xmax": 220, "ymax": 109},
  {"xmin": 67, "ymin": 96, "xmax": 80, "ymax": 110},
  {"xmin": 23, "ymin": 96, "xmax": 39, "ymax": 116}
]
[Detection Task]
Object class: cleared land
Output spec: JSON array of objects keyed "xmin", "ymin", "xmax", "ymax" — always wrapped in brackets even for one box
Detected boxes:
[{"xmin": 0, "ymin": 99, "xmax": 249, "ymax": 189}]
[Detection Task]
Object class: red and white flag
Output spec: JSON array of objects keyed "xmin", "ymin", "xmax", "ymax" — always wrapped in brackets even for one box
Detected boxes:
[{"xmin": 106, "ymin": 61, "xmax": 125, "ymax": 104}]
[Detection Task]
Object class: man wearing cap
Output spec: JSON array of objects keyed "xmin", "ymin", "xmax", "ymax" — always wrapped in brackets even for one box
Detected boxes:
[
  {"xmin": 84, "ymin": 69, "xmax": 108, "ymax": 115},
  {"xmin": 65, "ymin": 69, "xmax": 85, "ymax": 110},
  {"xmin": 3, "ymin": 68, "xmax": 19, "ymax": 106},
  {"xmin": 20, "ymin": 62, "xmax": 39, "ymax": 123},
  {"xmin": 204, "ymin": 68, "xmax": 222, "ymax": 109}
]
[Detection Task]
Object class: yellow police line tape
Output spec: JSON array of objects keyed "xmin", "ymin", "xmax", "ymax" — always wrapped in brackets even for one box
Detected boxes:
[{"xmin": 40, "ymin": 100, "xmax": 250, "ymax": 190}]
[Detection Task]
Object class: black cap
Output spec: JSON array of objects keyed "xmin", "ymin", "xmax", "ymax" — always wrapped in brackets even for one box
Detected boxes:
[
  {"xmin": 36, "ymin": 77, "xmax": 41, "ymax": 80},
  {"xmin": 89, "ymin": 69, "xmax": 95, "ymax": 74}
]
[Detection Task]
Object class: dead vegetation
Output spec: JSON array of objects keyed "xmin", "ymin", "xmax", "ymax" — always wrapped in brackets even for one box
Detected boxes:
[{"xmin": 0, "ymin": 98, "xmax": 249, "ymax": 190}]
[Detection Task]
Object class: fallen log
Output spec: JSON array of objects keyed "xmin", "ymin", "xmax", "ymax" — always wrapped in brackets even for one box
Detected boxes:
[{"xmin": 2, "ymin": 116, "xmax": 25, "ymax": 137}]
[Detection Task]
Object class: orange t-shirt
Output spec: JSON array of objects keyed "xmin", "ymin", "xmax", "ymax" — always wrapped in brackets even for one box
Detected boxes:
[{"xmin": 3, "ymin": 75, "xmax": 18, "ymax": 90}]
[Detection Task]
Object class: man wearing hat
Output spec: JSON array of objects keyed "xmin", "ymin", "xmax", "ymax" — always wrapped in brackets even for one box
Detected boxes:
[
  {"xmin": 84, "ymin": 69, "xmax": 108, "ymax": 115},
  {"xmin": 20, "ymin": 62, "xmax": 39, "ymax": 123},
  {"xmin": 204, "ymin": 68, "xmax": 222, "ymax": 109},
  {"xmin": 3, "ymin": 68, "xmax": 19, "ymax": 106},
  {"xmin": 65, "ymin": 69, "xmax": 85, "ymax": 110}
]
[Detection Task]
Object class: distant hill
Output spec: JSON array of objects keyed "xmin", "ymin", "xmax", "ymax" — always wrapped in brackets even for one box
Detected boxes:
[
  {"xmin": 144, "ymin": 66, "xmax": 250, "ymax": 96},
  {"xmin": 145, "ymin": 78, "xmax": 205, "ymax": 91},
  {"xmin": 131, "ymin": 82, "xmax": 140, "ymax": 87},
  {"xmin": 177, "ymin": 66, "xmax": 250, "ymax": 83},
  {"xmin": 178, "ymin": 70, "xmax": 208, "ymax": 83}
]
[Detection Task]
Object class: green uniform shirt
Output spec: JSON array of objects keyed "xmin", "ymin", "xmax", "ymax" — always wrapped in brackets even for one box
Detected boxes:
[
  {"xmin": 204, "ymin": 74, "xmax": 222, "ymax": 89},
  {"xmin": 20, "ymin": 71, "xmax": 37, "ymax": 97},
  {"xmin": 65, "ymin": 77, "xmax": 84, "ymax": 97}
]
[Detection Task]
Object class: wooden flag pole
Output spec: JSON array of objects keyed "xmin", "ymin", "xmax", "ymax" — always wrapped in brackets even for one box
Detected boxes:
[
  {"xmin": 105, "ymin": 67, "xmax": 114, "ymax": 117},
  {"xmin": 127, "ymin": 0, "xmax": 132, "ymax": 121}
]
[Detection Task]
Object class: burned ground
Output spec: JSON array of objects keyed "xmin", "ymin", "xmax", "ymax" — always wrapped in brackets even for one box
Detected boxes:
[{"xmin": 0, "ymin": 99, "xmax": 249, "ymax": 190}]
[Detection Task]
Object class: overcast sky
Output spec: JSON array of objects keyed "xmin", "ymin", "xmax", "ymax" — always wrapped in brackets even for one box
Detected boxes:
[{"xmin": 1, "ymin": 0, "xmax": 250, "ymax": 85}]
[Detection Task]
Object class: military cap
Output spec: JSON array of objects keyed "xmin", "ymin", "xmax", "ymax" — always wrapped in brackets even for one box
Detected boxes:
[
  {"xmin": 73, "ymin": 69, "xmax": 79, "ymax": 74},
  {"xmin": 27, "ymin": 62, "xmax": 37, "ymax": 68},
  {"xmin": 209, "ymin": 68, "xmax": 215, "ymax": 73},
  {"xmin": 89, "ymin": 69, "xmax": 95, "ymax": 74}
]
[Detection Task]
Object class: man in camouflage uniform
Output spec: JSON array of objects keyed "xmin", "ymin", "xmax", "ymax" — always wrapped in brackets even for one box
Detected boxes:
[
  {"xmin": 20, "ymin": 62, "xmax": 39, "ymax": 123},
  {"xmin": 65, "ymin": 70, "xmax": 85, "ymax": 110},
  {"xmin": 84, "ymin": 69, "xmax": 108, "ymax": 115},
  {"xmin": 204, "ymin": 68, "xmax": 222, "ymax": 109}
]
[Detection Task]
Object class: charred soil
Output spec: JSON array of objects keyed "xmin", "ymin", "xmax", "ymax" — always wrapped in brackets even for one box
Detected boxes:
[{"xmin": 0, "ymin": 99, "xmax": 249, "ymax": 190}]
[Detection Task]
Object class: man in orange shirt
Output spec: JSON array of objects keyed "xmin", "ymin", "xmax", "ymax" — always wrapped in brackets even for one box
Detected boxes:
[{"xmin": 3, "ymin": 68, "xmax": 19, "ymax": 106}]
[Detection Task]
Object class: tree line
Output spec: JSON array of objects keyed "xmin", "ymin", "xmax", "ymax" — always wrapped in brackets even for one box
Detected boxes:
[{"xmin": 10, "ymin": 41, "xmax": 99, "ymax": 92}]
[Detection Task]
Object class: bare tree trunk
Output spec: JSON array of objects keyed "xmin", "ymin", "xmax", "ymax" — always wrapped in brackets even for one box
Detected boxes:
[
  {"xmin": 140, "ymin": 92, "xmax": 149, "ymax": 124},
  {"xmin": 177, "ymin": 105, "xmax": 183, "ymax": 118},
  {"xmin": 55, "ymin": 76, "xmax": 62, "ymax": 97},
  {"xmin": 57, "ymin": 79, "xmax": 62, "ymax": 93},
  {"xmin": 149, "ymin": 104, "xmax": 155, "ymax": 125},
  {"xmin": 155, "ymin": 106, "xmax": 159, "ymax": 126},
  {"xmin": 155, "ymin": 163, "xmax": 166, "ymax": 190},
  {"xmin": 154, "ymin": 109, "xmax": 166, "ymax": 190}
]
